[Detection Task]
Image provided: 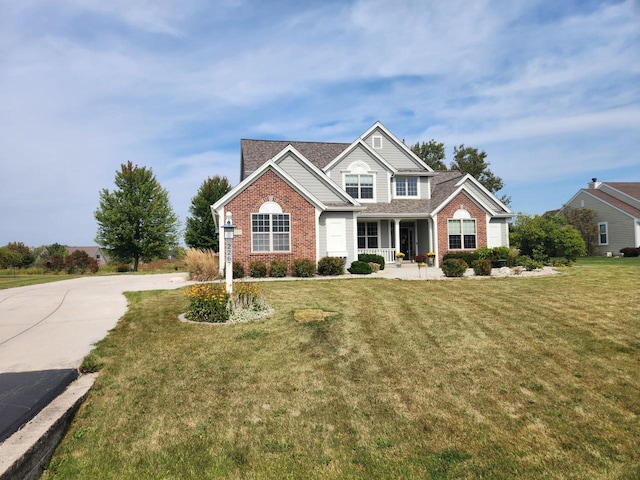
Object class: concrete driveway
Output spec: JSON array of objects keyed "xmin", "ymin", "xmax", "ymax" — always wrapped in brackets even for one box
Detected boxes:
[
  {"xmin": 0, "ymin": 273, "xmax": 192, "ymax": 373},
  {"xmin": 0, "ymin": 273, "xmax": 193, "ymax": 477}
]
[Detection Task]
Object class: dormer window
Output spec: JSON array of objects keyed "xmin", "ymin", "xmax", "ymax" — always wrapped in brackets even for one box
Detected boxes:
[{"xmin": 395, "ymin": 177, "xmax": 418, "ymax": 197}]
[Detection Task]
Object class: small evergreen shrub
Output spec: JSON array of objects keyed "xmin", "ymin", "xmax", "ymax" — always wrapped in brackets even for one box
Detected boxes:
[
  {"xmin": 620, "ymin": 247, "xmax": 640, "ymax": 257},
  {"xmin": 475, "ymin": 247, "xmax": 492, "ymax": 259},
  {"xmin": 292, "ymin": 258, "xmax": 316, "ymax": 277},
  {"xmin": 249, "ymin": 260, "xmax": 267, "ymax": 278},
  {"xmin": 347, "ymin": 260, "xmax": 373, "ymax": 274},
  {"xmin": 317, "ymin": 256, "xmax": 345, "ymax": 276},
  {"xmin": 232, "ymin": 261, "xmax": 245, "ymax": 278},
  {"xmin": 358, "ymin": 253, "xmax": 385, "ymax": 270},
  {"xmin": 269, "ymin": 259, "xmax": 288, "ymax": 278},
  {"xmin": 443, "ymin": 252, "xmax": 479, "ymax": 265},
  {"xmin": 472, "ymin": 259, "xmax": 492, "ymax": 276},
  {"xmin": 441, "ymin": 258, "xmax": 468, "ymax": 277},
  {"xmin": 524, "ymin": 259, "xmax": 544, "ymax": 271}
]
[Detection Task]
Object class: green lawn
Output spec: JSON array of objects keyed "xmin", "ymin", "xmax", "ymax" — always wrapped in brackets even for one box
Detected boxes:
[
  {"xmin": 0, "ymin": 273, "xmax": 80, "ymax": 289},
  {"xmin": 42, "ymin": 261, "xmax": 639, "ymax": 479}
]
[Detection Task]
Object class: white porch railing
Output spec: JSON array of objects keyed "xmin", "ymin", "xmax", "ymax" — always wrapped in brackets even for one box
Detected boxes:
[{"xmin": 358, "ymin": 248, "xmax": 397, "ymax": 263}]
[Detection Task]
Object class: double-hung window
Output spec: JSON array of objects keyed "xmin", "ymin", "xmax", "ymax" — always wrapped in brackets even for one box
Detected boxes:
[
  {"xmin": 346, "ymin": 174, "xmax": 374, "ymax": 199},
  {"xmin": 598, "ymin": 222, "xmax": 608, "ymax": 245},
  {"xmin": 448, "ymin": 219, "xmax": 476, "ymax": 249},
  {"xmin": 395, "ymin": 177, "xmax": 417, "ymax": 197},
  {"xmin": 357, "ymin": 222, "xmax": 378, "ymax": 249},
  {"xmin": 252, "ymin": 213, "xmax": 290, "ymax": 252}
]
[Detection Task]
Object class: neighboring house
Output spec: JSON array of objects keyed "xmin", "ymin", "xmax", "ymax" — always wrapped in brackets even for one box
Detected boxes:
[
  {"xmin": 211, "ymin": 122, "xmax": 514, "ymax": 273},
  {"xmin": 559, "ymin": 179, "xmax": 640, "ymax": 256},
  {"xmin": 66, "ymin": 246, "xmax": 109, "ymax": 265}
]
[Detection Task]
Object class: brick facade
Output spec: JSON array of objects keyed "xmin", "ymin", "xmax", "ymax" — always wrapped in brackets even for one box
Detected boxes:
[
  {"xmin": 225, "ymin": 169, "xmax": 317, "ymax": 275},
  {"xmin": 436, "ymin": 192, "xmax": 487, "ymax": 264}
]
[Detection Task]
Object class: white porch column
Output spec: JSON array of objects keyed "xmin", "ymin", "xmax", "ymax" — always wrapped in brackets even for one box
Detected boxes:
[{"xmin": 394, "ymin": 218, "xmax": 401, "ymax": 255}]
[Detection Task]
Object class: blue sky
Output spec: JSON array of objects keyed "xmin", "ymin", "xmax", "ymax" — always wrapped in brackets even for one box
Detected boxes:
[{"xmin": 1, "ymin": 0, "xmax": 639, "ymax": 247}]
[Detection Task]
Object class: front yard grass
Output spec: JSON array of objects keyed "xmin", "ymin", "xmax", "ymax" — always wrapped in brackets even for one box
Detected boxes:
[{"xmin": 43, "ymin": 261, "xmax": 639, "ymax": 479}]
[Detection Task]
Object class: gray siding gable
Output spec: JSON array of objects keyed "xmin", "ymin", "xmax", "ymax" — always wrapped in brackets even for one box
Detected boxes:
[
  {"xmin": 275, "ymin": 152, "xmax": 348, "ymax": 205},
  {"xmin": 362, "ymin": 125, "xmax": 429, "ymax": 171}
]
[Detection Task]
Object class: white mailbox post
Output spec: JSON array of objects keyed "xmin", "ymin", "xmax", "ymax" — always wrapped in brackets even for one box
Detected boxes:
[{"xmin": 222, "ymin": 211, "xmax": 236, "ymax": 294}]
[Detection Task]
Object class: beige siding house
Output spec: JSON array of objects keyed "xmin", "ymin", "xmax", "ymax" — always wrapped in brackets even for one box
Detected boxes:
[{"xmin": 560, "ymin": 179, "xmax": 640, "ymax": 255}]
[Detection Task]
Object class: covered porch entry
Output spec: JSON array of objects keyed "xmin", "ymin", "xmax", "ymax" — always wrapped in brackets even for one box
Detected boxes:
[{"xmin": 357, "ymin": 217, "xmax": 434, "ymax": 263}]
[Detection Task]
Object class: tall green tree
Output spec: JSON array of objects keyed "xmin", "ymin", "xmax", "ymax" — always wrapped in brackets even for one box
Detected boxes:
[
  {"xmin": 451, "ymin": 144, "xmax": 509, "ymax": 205},
  {"xmin": 410, "ymin": 140, "xmax": 447, "ymax": 170},
  {"xmin": 561, "ymin": 207, "xmax": 599, "ymax": 256},
  {"xmin": 95, "ymin": 161, "xmax": 180, "ymax": 271},
  {"xmin": 184, "ymin": 176, "xmax": 232, "ymax": 251}
]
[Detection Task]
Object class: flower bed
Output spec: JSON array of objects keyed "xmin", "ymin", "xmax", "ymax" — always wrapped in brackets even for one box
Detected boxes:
[{"xmin": 184, "ymin": 282, "xmax": 272, "ymax": 323}]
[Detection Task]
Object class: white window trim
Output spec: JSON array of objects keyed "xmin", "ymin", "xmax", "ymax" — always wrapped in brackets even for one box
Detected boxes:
[
  {"xmin": 357, "ymin": 220, "xmax": 380, "ymax": 249},
  {"xmin": 394, "ymin": 176, "xmax": 420, "ymax": 198},
  {"xmin": 251, "ymin": 204, "xmax": 291, "ymax": 252},
  {"xmin": 447, "ymin": 218, "xmax": 477, "ymax": 250},
  {"xmin": 372, "ymin": 135, "xmax": 383, "ymax": 149},
  {"xmin": 598, "ymin": 221, "xmax": 608, "ymax": 245},
  {"xmin": 343, "ymin": 172, "xmax": 377, "ymax": 203}
]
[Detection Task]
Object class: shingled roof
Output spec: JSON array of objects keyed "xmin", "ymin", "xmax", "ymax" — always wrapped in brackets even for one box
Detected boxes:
[{"xmin": 240, "ymin": 139, "xmax": 351, "ymax": 180}]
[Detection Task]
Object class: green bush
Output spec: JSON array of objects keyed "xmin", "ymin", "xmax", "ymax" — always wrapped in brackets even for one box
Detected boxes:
[
  {"xmin": 116, "ymin": 264, "xmax": 130, "ymax": 273},
  {"xmin": 443, "ymin": 252, "xmax": 479, "ymax": 265},
  {"xmin": 232, "ymin": 261, "xmax": 245, "ymax": 278},
  {"xmin": 347, "ymin": 260, "xmax": 373, "ymax": 274},
  {"xmin": 524, "ymin": 259, "xmax": 544, "ymax": 271},
  {"xmin": 475, "ymin": 247, "xmax": 492, "ymax": 259},
  {"xmin": 292, "ymin": 259, "xmax": 316, "ymax": 277},
  {"xmin": 358, "ymin": 253, "xmax": 385, "ymax": 270},
  {"xmin": 441, "ymin": 258, "xmax": 468, "ymax": 277},
  {"xmin": 317, "ymin": 256, "xmax": 345, "ymax": 276},
  {"xmin": 472, "ymin": 259, "xmax": 492, "ymax": 276},
  {"xmin": 249, "ymin": 260, "xmax": 267, "ymax": 278},
  {"xmin": 269, "ymin": 259, "xmax": 288, "ymax": 278}
]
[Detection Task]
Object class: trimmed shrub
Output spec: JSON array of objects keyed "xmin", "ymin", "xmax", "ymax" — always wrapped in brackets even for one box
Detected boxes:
[
  {"xmin": 443, "ymin": 252, "xmax": 479, "ymax": 266},
  {"xmin": 524, "ymin": 259, "xmax": 544, "ymax": 271},
  {"xmin": 317, "ymin": 256, "xmax": 345, "ymax": 276},
  {"xmin": 232, "ymin": 261, "xmax": 245, "ymax": 278},
  {"xmin": 269, "ymin": 259, "xmax": 288, "ymax": 278},
  {"xmin": 475, "ymin": 247, "xmax": 492, "ymax": 259},
  {"xmin": 292, "ymin": 258, "xmax": 316, "ymax": 277},
  {"xmin": 441, "ymin": 258, "xmax": 468, "ymax": 277},
  {"xmin": 472, "ymin": 259, "xmax": 492, "ymax": 276},
  {"xmin": 358, "ymin": 253, "xmax": 385, "ymax": 270},
  {"xmin": 249, "ymin": 260, "xmax": 267, "ymax": 278},
  {"xmin": 347, "ymin": 260, "xmax": 373, "ymax": 274},
  {"xmin": 620, "ymin": 247, "xmax": 640, "ymax": 257}
]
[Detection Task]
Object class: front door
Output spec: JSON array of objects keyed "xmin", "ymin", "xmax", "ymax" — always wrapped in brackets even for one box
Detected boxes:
[{"xmin": 400, "ymin": 225, "xmax": 414, "ymax": 259}]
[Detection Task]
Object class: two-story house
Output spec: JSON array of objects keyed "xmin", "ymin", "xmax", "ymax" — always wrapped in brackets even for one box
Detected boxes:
[{"xmin": 211, "ymin": 122, "xmax": 513, "ymax": 274}]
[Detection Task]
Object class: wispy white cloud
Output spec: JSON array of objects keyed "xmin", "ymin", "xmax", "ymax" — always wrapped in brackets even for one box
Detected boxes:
[{"xmin": 0, "ymin": 0, "xmax": 638, "ymax": 245}]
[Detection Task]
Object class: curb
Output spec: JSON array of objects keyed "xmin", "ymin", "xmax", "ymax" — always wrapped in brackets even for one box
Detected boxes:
[{"xmin": 0, "ymin": 373, "xmax": 96, "ymax": 480}]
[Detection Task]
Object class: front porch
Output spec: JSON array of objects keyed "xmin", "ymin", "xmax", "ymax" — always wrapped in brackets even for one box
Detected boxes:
[{"xmin": 357, "ymin": 218, "xmax": 435, "ymax": 265}]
